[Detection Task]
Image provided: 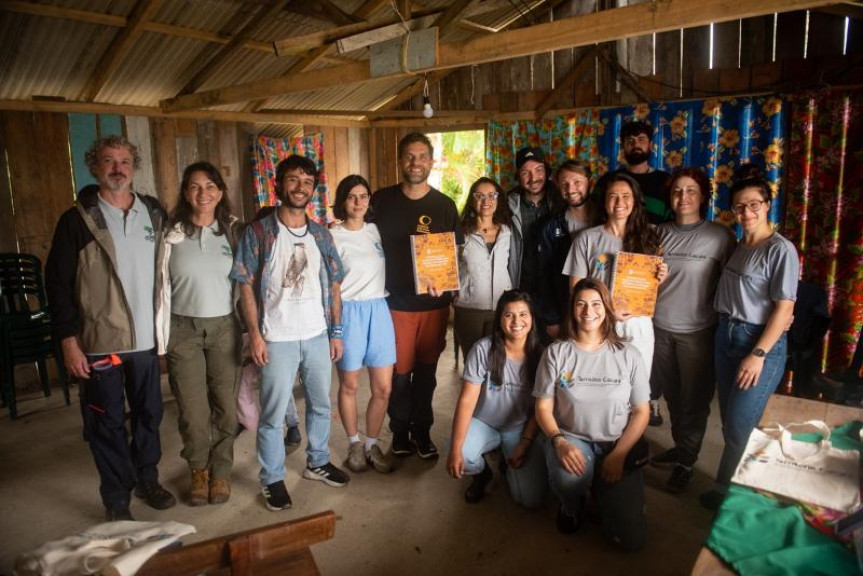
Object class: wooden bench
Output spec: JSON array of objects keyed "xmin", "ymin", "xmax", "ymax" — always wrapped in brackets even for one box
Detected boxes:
[{"xmin": 137, "ymin": 510, "xmax": 336, "ymax": 576}]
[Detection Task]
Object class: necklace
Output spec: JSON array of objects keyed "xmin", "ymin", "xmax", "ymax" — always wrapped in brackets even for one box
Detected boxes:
[{"xmin": 285, "ymin": 223, "xmax": 309, "ymax": 238}]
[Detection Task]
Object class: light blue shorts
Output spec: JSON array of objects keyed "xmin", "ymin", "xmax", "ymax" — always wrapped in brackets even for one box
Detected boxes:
[{"xmin": 337, "ymin": 298, "xmax": 397, "ymax": 372}]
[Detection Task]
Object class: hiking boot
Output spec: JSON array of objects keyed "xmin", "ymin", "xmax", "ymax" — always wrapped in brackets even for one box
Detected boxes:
[
  {"xmin": 649, "ymin": 400, "xmax": 663, "ymax": 427},
  {"xmin": 366, "ymin": 444, "xmax": 394, "ymax": 473},
  {"xmin": 303, "ymin": 462, "xmax": 350, "ymax": 487},
  {"xmin": 262, "ymin": 480, "xmax": 292, "ymax": 511},
  {"xmin": 105, "ymin": 505, "xmax": 134, "ymax": 522},
  {"xmin": 346, "ymin": 441, "xmax": 368, "ymax": 473},
  {"xmin": 666, "ymin": 465, "xmax": 693, "ymax": 494},
  {"xmin": 412, "ymin": 431, "xmax": 439, "ymax": 460},
  {"xmin": 134, "ymin": 481, "xmax": 177, "ymax": 510},
  {"xmin": 285, "ymin": 425, "xmax": 302, "ymax": 447},
  {"xmin": 649, "ymin": 447, "xmax": 679, "ymax": 469},
  {"xmin": 209, "ymin": 478, "xmax": 231, "ymax": 504},
  {"xmin": 189, "ymin": 468, "xmax": 209, "ymax": 506},
  {"xmin": 391, "ymin": 431, "xmax": 415, "ymax": 457},
  {"xmin": 464, "ymin": 463, "xmax": 492, "ymax": 504}
]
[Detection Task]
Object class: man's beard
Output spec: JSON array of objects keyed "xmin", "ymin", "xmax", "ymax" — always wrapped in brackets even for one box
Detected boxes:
[
  {"xmin": 624, "ymin": 148, "xmax": 649, "ymax": 165},
  {"xmin": 279, "ymin": 190, "xmax": 310, "ymax": 209}
]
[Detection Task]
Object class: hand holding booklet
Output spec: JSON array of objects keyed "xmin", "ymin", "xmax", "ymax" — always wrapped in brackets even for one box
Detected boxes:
[
  {"xmin": 611, "ymin": 251, "xmax": 663, "ymax": 317},
  {"xmin": 411, "ymin": 232, "xmax": 459, "ymax": 295}
]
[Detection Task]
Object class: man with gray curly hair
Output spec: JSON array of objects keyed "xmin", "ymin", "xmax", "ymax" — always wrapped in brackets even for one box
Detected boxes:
[{"xmin": 46, "ymin": 135, "xmax": 176, "ymax": 521}]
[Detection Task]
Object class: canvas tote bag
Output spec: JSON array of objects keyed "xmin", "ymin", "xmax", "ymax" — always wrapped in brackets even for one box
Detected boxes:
[{"xmin": 731, "ymin": 420, "xmax": 861, "ymax": 513}]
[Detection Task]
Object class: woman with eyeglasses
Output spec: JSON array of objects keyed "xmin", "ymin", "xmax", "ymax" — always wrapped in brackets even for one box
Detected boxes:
[
  {"xmin": 649, "ymin": 168, "xmax": 736, "ymax": 494},
  {"xmin": 329, "ymin": 175, "xmax": 396, "ymax": 474},
  {"xmin": 699, "ymin": 177, "xmax": 798, "ymax": 510},
  {"xmin": 453, "ymin": 177, "xmax": 517, "ymax": 361}
]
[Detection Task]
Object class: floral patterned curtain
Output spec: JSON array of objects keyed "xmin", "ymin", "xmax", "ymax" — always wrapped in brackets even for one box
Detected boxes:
[
  {"xmin": 784, "ymin": 90, "xmax": 863, "ymax": 373},
  {"xmin": 485, "ymin": 110, "xmax": 599, "ymax": 192},
  {"xmin": 250, "ymin": 133, "xmax": 334, "ymax": 224}
]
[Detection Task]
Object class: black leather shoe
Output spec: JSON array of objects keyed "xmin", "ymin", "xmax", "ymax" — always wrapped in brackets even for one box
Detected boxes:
[
  {"xmin": 391, "ymin": 431, "xmax": 415, "ymax": 457},
  {"xmin": 411, "ymin": 431, "xmax": 439, "ymax": 460},
  {"xmin": 105, "ymin": 506, "xmax": 134, "ymax": 522},
  {"xmin": 464, "ymin": 463, "xmax": 492, "ymax": 503},
  {"xmin": 135, "ymin": 482, "xmax": 177, "ymax": 510}
]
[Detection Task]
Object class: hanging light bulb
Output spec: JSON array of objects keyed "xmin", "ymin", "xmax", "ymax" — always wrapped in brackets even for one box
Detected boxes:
[{"xmin": 422, "ymin": 75, "xmax": 434, "ymax": 118}]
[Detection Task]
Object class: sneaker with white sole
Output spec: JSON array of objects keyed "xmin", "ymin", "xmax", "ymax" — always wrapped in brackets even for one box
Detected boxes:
[
  {"xmin": 303, "ymin": 462, "xmax": 350, "ymax": 487},
  {"xmin": 366, "ymin": 444, "xmax": 394, "ymax": 473},
  {"xmin": 261, "ymin": 480, "xmax": 292, "ymax": 511},
  {"xmin": 346, "ymin": 441, "xmax": 368, "ymax": 473},
  {"xmin": 649, "ymin": 399, "xmax": 663, "ymax": 427}
]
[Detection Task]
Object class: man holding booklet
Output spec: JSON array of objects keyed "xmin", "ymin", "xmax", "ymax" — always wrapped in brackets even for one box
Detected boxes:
[{"xmin": 371, "ymin": 133, "xmax": 463, "ymax": 460}]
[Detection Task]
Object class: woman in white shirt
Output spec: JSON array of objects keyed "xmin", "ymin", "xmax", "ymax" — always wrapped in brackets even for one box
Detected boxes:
[
  {"xmin": 330, "ymin": 175, "xmax": 396, "ymax": 474},
  {"xmin": 454, "ymin": 177, "xmax": 516, "ymax": 361},
  {"xmin": 157, "ymin": 161, "xmax": 242, "ymax": 506}
]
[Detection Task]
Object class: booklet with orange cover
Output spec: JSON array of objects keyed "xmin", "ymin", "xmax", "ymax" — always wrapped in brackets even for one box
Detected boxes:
[
  {"xmin": 410, "ymin": 232, "xmax": 459, "ymax": 295},
  {"xmin": 611, "ymin": 251, "xmax": 663, "ymax": 317}
]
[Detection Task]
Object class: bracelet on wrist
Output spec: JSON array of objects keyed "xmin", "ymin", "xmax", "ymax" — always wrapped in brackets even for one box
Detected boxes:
[{"xmin": 551, "ymin": 433, "xmax": 566, "ymax": 445}]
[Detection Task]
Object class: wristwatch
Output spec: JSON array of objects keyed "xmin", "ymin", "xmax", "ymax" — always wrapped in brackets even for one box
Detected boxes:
[{"xmin": 751, "ymin": 347, "xmax": 767, "ymax": 358}]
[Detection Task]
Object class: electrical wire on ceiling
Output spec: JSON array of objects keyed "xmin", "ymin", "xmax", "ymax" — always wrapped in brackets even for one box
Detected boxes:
[{"xmin": 389, "ymin": 0, "xmax": 418, "ymax": 74}]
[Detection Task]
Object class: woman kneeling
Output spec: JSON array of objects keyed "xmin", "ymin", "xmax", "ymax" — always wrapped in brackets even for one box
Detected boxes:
[
  {"xmin": 447, "ymin": 290, "xmax": 547, "ymax": 507},
  {"xmin": 534, "ymin": 278, "xmax": 650, "ymax": 551}
]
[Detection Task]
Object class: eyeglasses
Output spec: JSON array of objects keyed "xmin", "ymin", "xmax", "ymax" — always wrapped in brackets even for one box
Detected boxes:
[
  {"xmin": 347, "ymin": 193, "xmax": 370, "ymax": 202},
  {"xmin": 732, "ymin": 200, "xmax": 767, "ymax": 215},
  {"xmin": 473, "ymin": 192, "xmax": 499, "ymax": 201}
]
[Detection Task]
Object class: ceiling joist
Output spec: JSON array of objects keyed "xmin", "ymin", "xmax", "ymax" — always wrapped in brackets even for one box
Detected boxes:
[{"xmin": 161, "ymin": 0, "xmax": 836, "ymax": 113}]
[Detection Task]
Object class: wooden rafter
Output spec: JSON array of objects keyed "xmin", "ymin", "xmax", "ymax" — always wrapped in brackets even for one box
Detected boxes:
[
  {"xmin": 432, "ymin": 0, "xmax": 474, "ymax": 31},
  {"xmin": 285, "ymin": 0, "xmax": 362, "ymax": 26},
  {"xmin": 161, "ymin": 0, "xmax": 837, "ymax": 113},
  {"xmin": 535, "ymin": 46, "xmax": 596, "ymax": 119},
  {"xmin": 353, "ymin": 0, "xmax": 391, "ymax": 20},
  {"xmin": 243, "ymin": 44, "xmax": 333, "ymax": 112},
  {"xmin": 81, "ymin": 0, "xmax": 164, "ymax": 102},
  {"xmin": 177, "ymin": 0, "xmax": 291, "ymax": 97}
]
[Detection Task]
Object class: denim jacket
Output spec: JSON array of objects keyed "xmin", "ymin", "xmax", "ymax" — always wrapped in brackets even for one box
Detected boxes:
[{"xmin": 230, "ymin": 211, "xmax": 345, "ymax": 332}]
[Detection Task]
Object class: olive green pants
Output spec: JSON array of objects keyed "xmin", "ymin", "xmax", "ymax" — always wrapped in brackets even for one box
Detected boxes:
[{"xmin": 167, "ymin": 314, "xmax": 240, "ymax": 479}]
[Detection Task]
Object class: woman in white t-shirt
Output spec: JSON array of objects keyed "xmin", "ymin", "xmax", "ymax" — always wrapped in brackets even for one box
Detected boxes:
[
  {"xmin": 534, "ymin": 277, "xmax": 650, "ymax": 551},
  {"xmin": 330, "ymin": 175, "xmax": 397, "ymax": 474},
  {"xmin": 447, "ymin": 290, "xmax": 547, "ymax": 507}
]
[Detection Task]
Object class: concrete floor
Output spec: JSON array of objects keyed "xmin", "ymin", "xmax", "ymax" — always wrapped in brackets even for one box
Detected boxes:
[{"xmin": 0, "ymin": 330, "xmax": 723, "ymax": 575}]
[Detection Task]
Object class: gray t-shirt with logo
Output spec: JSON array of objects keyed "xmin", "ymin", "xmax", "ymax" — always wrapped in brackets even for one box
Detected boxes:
[
  {"xmin": 714, "ymin": 233, "xmax": 799, "ymax": 325},
  {"xmin": 533, "ymin": 340, "xmax": 649, "ymax": 442},
  {"xmin": 169, "ymin": 223, "xmax": 234, "ymax": 318},
  {"xmin": 655, "ymin": 220, "xmax": 736, "ymax": 332},
  {"xmin": 562, "ymin": 225, "xmax": 621, "ymax": 289},
  {"xmin": 463, "ymin": 337, "xmax": 534, "ymax": 430},
  {"xmin": 98, "ymin": 194, "xmax": 156, "ymax": 353}
]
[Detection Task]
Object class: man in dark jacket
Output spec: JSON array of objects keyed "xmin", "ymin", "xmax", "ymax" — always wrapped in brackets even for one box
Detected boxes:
[{"xmin": 46, "ymin": 136, "xmax": 175, "ymax": 521}]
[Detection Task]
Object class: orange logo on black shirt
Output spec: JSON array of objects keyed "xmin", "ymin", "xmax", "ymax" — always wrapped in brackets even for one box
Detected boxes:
[{"xmin": 416, "ymin": 215, "xmax": 431, "ymax": 234}]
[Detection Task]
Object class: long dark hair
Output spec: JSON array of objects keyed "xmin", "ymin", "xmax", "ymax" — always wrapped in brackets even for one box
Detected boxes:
[
  {"xmin": 595, "ymin": 172, "xmax": 660, "ymax": 255},
  {"xmin": 565, "ymin": 278, "xmax": 625, "ymax": 350},
  {"xmin": 333, "ymin": 174, "xmax": 373, "ymax": 222},
  {"xmin": 488, "ymin": 290, "xmax": 544, "ymax": 387},
  {"xmin": 173, "ymin": 161, "xmax": 234, "ymax": 238},
  {"xmin": 460, "ymin": 177, "xmax": 511, "ymax": 234}
]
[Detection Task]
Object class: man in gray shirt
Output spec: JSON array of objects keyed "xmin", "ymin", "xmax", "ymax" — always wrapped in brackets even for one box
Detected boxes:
[{"xmin": 46, "ymin": 136, "xmax": 175, "ymax": 521}]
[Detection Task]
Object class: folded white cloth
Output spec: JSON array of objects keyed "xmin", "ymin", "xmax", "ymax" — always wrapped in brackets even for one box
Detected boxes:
[{"xmin": 15, "ymin": 520, "xmax": 196, "ymax": 576}]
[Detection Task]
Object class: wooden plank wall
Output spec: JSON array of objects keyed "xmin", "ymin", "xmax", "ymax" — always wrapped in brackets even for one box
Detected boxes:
[{"xmin": 303, "ymin": 125, "xmax": 371, "ymax": 193}]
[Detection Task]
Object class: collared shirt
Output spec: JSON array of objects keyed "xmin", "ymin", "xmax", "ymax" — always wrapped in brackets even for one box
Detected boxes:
[
  {"xmin": 168, "ymin": 222, "xmax": 234, "ymax": 318},
  {"xmin": 97, "ymin": 193, "xmax": 156, "ymax": 352},
  {"xmin": 230, "ymin": 211, "xmax": 345, "ymax": 334}
]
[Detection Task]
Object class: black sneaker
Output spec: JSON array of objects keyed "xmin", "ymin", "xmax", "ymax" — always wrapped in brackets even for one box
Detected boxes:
[
  {"xmin": 556, "ymin": 503, "xmax": 583, "ymax": 534},
  {"xmin": 649, "ymin": 447, "xmax": 679, "ymax": 469},
  {"xmin": 134, "ymin": 482, "xmax": 177, "ymax": 510},
  {"xmin": 666, "ymin": 465, "xmax": 694, "ymax": 494},
  {"xmin": 412, "ymin": 432, "xmax": 439, "ymax": 460},
  {"xmin": 105, "ymin": 506, "xmax": 134, "ymax": 522},
  {"xmin": 303, "ymin": 462, "xmax": 350, "ymax": 487},
  {"xmin": 699, "ymin": 489, "xmax": 725, "ymax": 511},
  {"xmin": 649, "ymin": 400, "xmax": 663, "ymax": 427},
  {"xmin": 464, "ymin": 463, "xmax": 493, "ymax": 503},
  {"xmin": 284, "ymin": 425, "xmax": 302, "ymax": 447},
  {"xmin": 391, "ymin": 432, "xmax": 415, "ymax": 457},
  {"xmin": 262, "ymin": 480, "xmax": 292, "ymax": 511}
]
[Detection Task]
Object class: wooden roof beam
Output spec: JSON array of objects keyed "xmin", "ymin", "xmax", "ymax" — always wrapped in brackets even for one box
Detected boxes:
[
  {"xmin": 81, "ymin": 0, "xmax": 165, "ymax": 102},
  {"xmin": 162, "ymin": 0, "xmax": 836, "ymax": 112},
  {"xmin": 432, "ymin": 0, "xmax": 475, "ymax": 31},
  {"xmin": 176, "ymin": 0, "xmax": 291, "ymax": 97},
  {"xmin": 284, "ymin": 0, "xmax": 363, "ymax": 26},
  {"xmin": 535, "ymin": 46, "xmax": 596, "ymax": 119}
]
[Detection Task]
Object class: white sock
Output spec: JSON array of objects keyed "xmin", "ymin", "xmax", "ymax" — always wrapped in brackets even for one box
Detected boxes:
[
  {"xmin": 365, "ymin": 437, "xmax": 377, "ymax": 453},
  {"xmin": 348, "ymin": 434, "xmax": 361, "ymax": 444}
]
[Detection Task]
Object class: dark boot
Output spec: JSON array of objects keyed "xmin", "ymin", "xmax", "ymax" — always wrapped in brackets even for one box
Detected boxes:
[{"xmin": 464, "ymin": 462, "xmax": 492, "ymax": 503}]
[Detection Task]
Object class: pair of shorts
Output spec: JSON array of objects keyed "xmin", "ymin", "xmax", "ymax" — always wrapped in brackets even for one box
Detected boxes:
[{"xmin": 337, "ymin": 298, "xmax": 397, "ymax": 372}]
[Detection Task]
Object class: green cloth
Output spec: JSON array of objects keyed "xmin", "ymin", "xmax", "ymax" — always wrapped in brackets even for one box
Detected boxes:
[{"xmin": 706, "ymin": 421, "xmax": 862, "ymax": 575}]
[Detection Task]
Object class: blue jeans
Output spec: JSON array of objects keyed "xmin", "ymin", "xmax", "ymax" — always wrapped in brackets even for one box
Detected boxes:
[
  {"xmin": 461, "ymin": 418, "xmax": 547, "ymax": 509},
  {"xmin": 714, "ymin": 315, "xmax": 788, "ymax": 488},
  {"xmin": 543, "ymin": 435, "xmax": 646, "ymax": 552},
  {"xmin": 258, "ymin": 332, "xmax": 332, "ymax": 485}
]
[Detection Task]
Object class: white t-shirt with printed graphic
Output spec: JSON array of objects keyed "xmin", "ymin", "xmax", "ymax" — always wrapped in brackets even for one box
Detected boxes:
[
  {"xmin": 533, "ymin": 340, "xmax": 649, "ymax": 442},
  {"xmin": 262, "ymin": 223, "xmax": 327, "ymax": 342}
]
